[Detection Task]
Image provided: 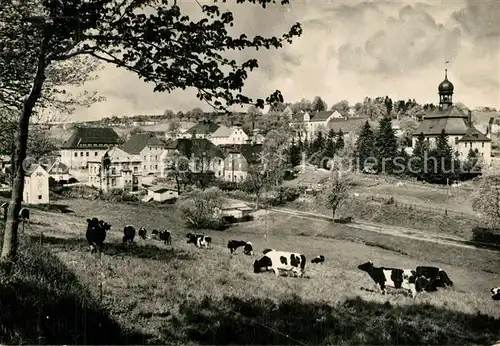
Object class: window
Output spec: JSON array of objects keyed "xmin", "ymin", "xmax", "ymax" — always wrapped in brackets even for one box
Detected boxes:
[
  {"xmin": 86, "ymin": 152, "xmax": 89, "ymax": 156},
  {"xmin": 155, "ymin": 165, "xmax": 158, "ymax": 169},
  {"xmin": 80, "ymin": 152, "xmax": 83, "ymax": 156},
  {"xmin": 74, "ymin": 152, "xmax": 78, "ymax": 157},
  {"xmin": 144, "ymin": 165, "xmax": 146, "ymax": 169},
  {"xmin": 95, "ymin": 152, "xmax": 98, "ymax": 156},
  {"xmin": 111, "ymin": 178, "xmax": 116, "ymax": 186},
  {"xmin": 134, "ymin": 167, "xmax": 138, "ymax": 173},
  {"xmin": 38, "ymin": 195, "xmax": 42, "ymax": 200},
  {"xmin": 482, "ymin": 142, "xmax": 485, "ymax": 148},
  {"xmin": 111, "ymin": 168, "xmax": 116, "ymax": 175}
]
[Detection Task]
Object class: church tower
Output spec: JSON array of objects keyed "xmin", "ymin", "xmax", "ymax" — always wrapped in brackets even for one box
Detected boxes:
[{"xmin": 438, "ymin": 69, "xmax": 454, "ymax": 110}]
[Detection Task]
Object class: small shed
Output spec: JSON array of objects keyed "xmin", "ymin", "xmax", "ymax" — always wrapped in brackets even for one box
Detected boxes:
[
  {"xmin": 147, "ymin": 185, "xmax": 178, "ymax": 202},
  {"xmin": 217, "ymin": 202, "xmax": 253, "ymax": 218},
  {"xmin": 23, "ymin": 164, "xmax": 49, "ymax": 204}
]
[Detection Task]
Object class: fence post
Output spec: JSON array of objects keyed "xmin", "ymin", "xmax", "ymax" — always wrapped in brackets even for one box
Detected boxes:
[{"xmin": 445, "ymin": 209, "xmax": 447, "ymax": 216}]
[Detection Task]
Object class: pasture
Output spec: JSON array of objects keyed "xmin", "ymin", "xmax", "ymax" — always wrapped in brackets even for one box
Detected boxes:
[{"xmin": 3, "ymin": 197, "xmax": 500, "ymax": 344}]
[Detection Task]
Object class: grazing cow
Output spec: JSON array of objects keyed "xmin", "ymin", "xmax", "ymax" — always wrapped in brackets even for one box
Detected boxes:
[
  {"xmin": 311, "ymin": 255, "xmax": 325, "ymax": 264},
  {"xmin": 415, "ymin": 266, "xmax": 453, "ymax": 292},
  {"xmin": 357, "ymin": 261, "xmax": 417, "ymax": 298},
  {"xmin": 186, "ymin": 233, "xmax": 211, "ymax": 249},
  {"xmin": 253, "ymin": 250, "xmax": 306, "ymax": 277},
  {"xmin": 123, "ymin": 225, "xmax": 136, "ymax": 244},
  {"xmin": 152, "ymin": 229, "xmax": 172, "ymax": 245},
  {"xmin": 491, "ymin": 287, "xmax": 500, "ymax": 301},
  {"xmin": 227, "ymin": 240, "xmax": 253, "ymax": 255},
  {"xmin": 86, "ymin": 218, "xmax": 110, "ymax": 254},
  {"xmin": 138, "ymin": 227, "xmax": 147, "ymax": 240},
  {"xmin": 19, "ymin": 207, "xmax": 30, "ymax": 224}
]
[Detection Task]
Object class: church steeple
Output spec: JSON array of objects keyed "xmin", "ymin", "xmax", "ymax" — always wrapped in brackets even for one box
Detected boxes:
[{"xmin": 438, "ymin": 69, "xmax": 454, "ymax": 110}]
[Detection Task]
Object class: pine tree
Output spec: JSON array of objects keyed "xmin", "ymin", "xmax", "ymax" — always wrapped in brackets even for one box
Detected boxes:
[
  {"xmin": 328, "ymin": 128, "xmax": 336, "ymax": 139},
  {"xmin": 355, "ymin": 121, "xmax": 375, "ymax": 172},
  {"xmin": 410, "ymin": 132, "xmax": 427, "ymax": 179},
  {"xmin": 335, "ymin": 129, "xmax": 345, "ymax": 151},
  {"xmin": 431, "ymin": 129, "xmax": 455, "ymax": 183},
  {"xmin": 289, "ymin": 137, "xmax": 301, "ymax": 167},
  {"xmin": 374, "ymin": 117, "xmax": 398, "ymax": 174},
  {"xmin": 312, "ymin": 96, "xmax": 328, "ymax": 112}
]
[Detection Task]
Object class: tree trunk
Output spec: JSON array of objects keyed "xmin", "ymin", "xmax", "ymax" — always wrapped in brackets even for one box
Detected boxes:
[{"xmin": 1, "ymin": 31, "xmax": 49, "ymax": 266}]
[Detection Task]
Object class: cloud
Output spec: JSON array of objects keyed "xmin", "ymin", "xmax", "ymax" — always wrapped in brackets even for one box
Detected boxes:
[{"xmin": 70, "ymin": 0, "xmax": 500, "ymax": 122}]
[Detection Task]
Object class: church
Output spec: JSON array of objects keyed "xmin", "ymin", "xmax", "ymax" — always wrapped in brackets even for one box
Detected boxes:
[{"xmin": 412, "ymin": 70, "xmax": 492, "ymax": 167}]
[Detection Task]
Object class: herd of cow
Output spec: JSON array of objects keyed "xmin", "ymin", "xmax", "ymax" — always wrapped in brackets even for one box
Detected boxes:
[{"xmin": 83, "ymin": 215, "xmax": 500, "ymax": 300}]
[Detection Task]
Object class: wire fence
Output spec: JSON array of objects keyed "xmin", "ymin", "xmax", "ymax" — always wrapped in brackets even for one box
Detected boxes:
[{"xmin": 351, "ymin": 194, "xmax": 477, "ymax": 218}]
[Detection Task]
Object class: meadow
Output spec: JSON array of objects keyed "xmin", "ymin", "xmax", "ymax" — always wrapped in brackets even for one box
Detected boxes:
[{"xmin": 2, "ymin": 197, "xmax": 500, "ymax": 344}]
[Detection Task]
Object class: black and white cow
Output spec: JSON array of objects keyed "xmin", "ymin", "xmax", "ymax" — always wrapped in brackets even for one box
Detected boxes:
[
  {"xmin": 491, "ymin": 287, "xmax": 500, "ymax": 301},
  {"xmin": 19, "ymin": 207, "xmax": 30, "ymax": 224},
  {"xmin": 415, "ymin": 266, "xmax": 453, "ymax": 292},
  {"xmin": 227, "ymin": 240, "xmax": 254, "ymax": 255},
  {"xmin": 123, "ymin": 225, "xmax": 136, "ymax": 244},
  {"xmin": 253, "ymin": 250, "xmax": 306, "ymax": 277},
  {"xmin": 138, "ymin": 227, "xmax": 147, "ymax": 240},
  {"xmin": 186, "ymin": 233, "xmax": 211, "ymax": 249},
  {"xmin": 358, "ymin": 261, "xmax": 417, "ymax": 298},
  {"xmin": 86, "ymin": 218, "xmax": 111, "ymax": 254},
  {"xmin": 152, "ymin": 229, "xmax": 172, "ymax": 245},
  {"xmin": 311, "ymin": 255, "xmax": 325, "ymax": 264}
]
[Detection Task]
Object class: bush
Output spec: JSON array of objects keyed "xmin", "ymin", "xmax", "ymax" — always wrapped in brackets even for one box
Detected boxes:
[
  {"xmin": 178, "ymin": 187, "xmax": 228, "ymax": 230},
  {"xmin": 222, "ymin": 215, "xmax": 238, "ymax": 224},
  {"xmin": 216, "ymin": 180, "xmax": 241, "ymax": 192},
  {"xmin": 239, "ymin": 214, "xmax": 254, "ymax": 222},
  {"xmin": 68, "ymin": 177, "xmax": 78, "ymax": 184},
  {"xmin": 99, "ymin": 189, "xmax": 139, "ymax": 203},
  {"xmin": 278, "ymin": 186, "xmax": 301, "ymax": 203},
  {"xmin": 471, "ymin": 227, "xmax": 500, "ymax": 245}
]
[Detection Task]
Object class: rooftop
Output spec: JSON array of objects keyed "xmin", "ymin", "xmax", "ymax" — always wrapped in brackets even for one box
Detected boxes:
[{"xmin": 62, "ymin": 127, "xmax": 120, "ymax": 149}]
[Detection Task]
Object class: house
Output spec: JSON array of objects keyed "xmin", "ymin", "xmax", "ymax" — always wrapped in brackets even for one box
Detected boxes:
[
  {"xmin": 23, "ymin": 164, "xmax": 49, "ymax": 204},
  {"xmin": 87, "ymin": 147, "xmax": 142, "ymax": 192},
  {"xmin": 220, "ymin": 143, "xmax": 263, "ymax": 182},
  {"xmin": 327, "ymin": 117, "xmax": 372, "ymax": 139},
  {"xmin": 146, "ymin": 185, "xmax": 179, "ymax": 202},
  {"xmin": 60, "ymin": 127, "xmax": 121, "ymax": 169},
  {"xmin": 182, "ymin": 120, "xmax": 220, "ymax": 139},
  {"xmin": 43, "ymin": 160, "xmax": 71, "ymax": 182},
  {"xmin": 159, "ymin": 138, "xmax": 225, "ymax": 179},
  {"xmin": 289, "ymin": 110, "xmax": 343, "ymax": 139},
  {"xmin": 412, "ymin": 70, "xmax": 492, "ymax": 166},
  {"xmin": 209, "ymin": 125, "xmax": 249, "ymax": 146},
  {"xmin": 122, "ymin": 132, "xmax": 165, "ymax": 176}
]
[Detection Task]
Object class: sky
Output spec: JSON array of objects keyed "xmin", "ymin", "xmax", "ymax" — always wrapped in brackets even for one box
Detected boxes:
[{"xmin": 69, "ymin": 0, "xmax": 500, "ymax": 121}]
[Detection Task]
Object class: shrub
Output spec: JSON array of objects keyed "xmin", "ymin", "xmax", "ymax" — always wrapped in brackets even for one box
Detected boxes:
[
  {"xmin": 239, "ymin": 214, "xmax": 254, "ymax": 222},
  {"xmin": 278, "ymin": 186, "xmax": 301, "ymax": 203},
  {"xmin": 178, "ymin": 187, "xmax": 227, "ymax": 230},
  {"xmin": 68, "ymin": 177, "xmax": 78, "ymax": 184},
  {"xmin": 217, "ymin": 180, "xmax": 240, "ymax": 192},
  {"xmin": 471, "ymin": 227, "xmax": 500, "ymax": 246},
  {"xmin": 222, "ymin": 215, "xmax": 238, "ymax": 224}
]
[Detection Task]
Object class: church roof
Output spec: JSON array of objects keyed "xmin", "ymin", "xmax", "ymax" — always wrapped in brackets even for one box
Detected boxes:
[
  {"xmin": 412, "ymin": 106, "xmax": 469, "ymax": 136},
  {"xmin": 438, "ymin": 69, "xmax": 454, "ymax": 94},
  {"xmin": 458, "ymin": 127, "xmax": 491, "ymax": 142}
]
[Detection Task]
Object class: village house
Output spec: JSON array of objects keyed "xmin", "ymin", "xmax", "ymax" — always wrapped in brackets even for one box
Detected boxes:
[
  {"xmin": 122, "ymin": 132, "xmax": 165, "ymax": 176},
  {"xmin": 87, "ymin": 147, "xmax": 142, "ymax": 192},
  {"xmin": 144, "ymin": 185, "xmax": 179, "ymax": 202},
  {"xmin": 60, "ymin": 127, "xmax": 121, "ymax": 169},
  {"xmin": 159, "ymin": 138, "xmax": 225, "ymax": 179},
  {"xmin": 289, "ymin": 110, "xmax": 343, "ymax": 139},
  {"xmin": 220, "ymin": 143, "xmax": 263, "ymax": 182},
  {"xmin": 43, "ymin": 160, "xmax": 71, "ymax": 182},
  {"xmin": 327, "ymin": 117, "xmax": 373, "ymax": 139},
  {"xmin": 182, "ymin": 120, "xmax": 220, "ymax": 139},
  {"xmin": 412, "ymin": 70, "xmax": 492, "ymax": 166},
  {"xmin": 208, "ymin": 125, "xmax": 249, "ymax": 146},
  {"xmin": 23, "ymin": 164, "xmax": 49, "ymax": 204}
]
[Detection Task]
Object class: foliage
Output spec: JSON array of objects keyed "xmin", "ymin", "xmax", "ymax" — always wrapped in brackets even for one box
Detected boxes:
[
  {"xmin": 471, "ymin": 227, "xmax": 500, "ymax": 246},
  {"xmin": 325, "ymin": 173, "xmax": 351, "ymax": 218},
  {"xmin": 311, "ymin": 96, "xmax": 327, "ymax": 112},
  {"xmin": 355, "ymin": 121, "xmax": 375, "ymax": 172},
  {"xmin": 290, "ymin": 98, "xmax": 312, "ymax": 113},
  {"xmin": 330, "ymin": 100, "xmax": 350, "ymax": 117},
  {"xmin": 260, "ymin": 129, "xmax": 291, "ymax": 188},
  {"xmin": 472, "ymin": 174, "xmax": 500, "ymax": 228},
  {"xmin": 374, "ymin": 117, "xmax": 398, "ymax": 174},
  {"xmin": 177, "ymin": 187, "xmax": 225, "ymax": 230}
]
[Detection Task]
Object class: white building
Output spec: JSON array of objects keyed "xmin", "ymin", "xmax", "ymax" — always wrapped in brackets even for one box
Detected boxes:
[
  {"xmin": 147, "ymin": 185, "xmax": 179, "ymax": 202},
  {"xmin": 44, "ymin": 160, "xmax": 71, "ymax": 182},
  {"xmin": 122, "ymin": 133, "xmax": 165, "ymax": 176},
  {"xmin": 87, "ymin": 147, "xmax": 142, "ymax": 192},
  {"xmin": 60, "ymin": 127, "xmax": 121, "ymax": 169},
  {"xmin": 209, "ymin": 125, "xmax": 249, "ymax": 146},
  {"xmin": 289, "ymin": 110, "xmax": 343, "ymax": 139},
  {"xmin": 23, "ymin": 164, "xmax": 49, "ymax": 204}
]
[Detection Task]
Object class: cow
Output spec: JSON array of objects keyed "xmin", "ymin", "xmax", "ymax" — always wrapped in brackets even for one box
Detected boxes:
[
  {"xmin": 186, "ymin": 233, "xmax": 211, "ymax": 249},
  {"xmin": 357, "ymin": 261, "xmax": 417, "ymax": 298},
  {"xmin": 19, "ymin": 207, "xmax": 30, "ymax": 224},
  {"xmin": 86, "ymin": 218, "xmax": 110, "ymax": 254},
  {"xmin": 311, "ymin": 255, "xmax": 325, "ymax": 264},
  {"xmin": 227, "ymin": 240, "xmax": 253, "ymax": 255},
  {"xmin": 491, "ymin": 287, "xmax": 500, "ymax": 301},
  {"xmin": 123, "ymin": 225, "xmax": 136, "ymax": 244},
  {"xmin": 152, "ymin": 229, "xmax": 172, "ymax": 245},
  {"xmin": 253, "ymin": 250, "xmax": 306, "ymax": 278},
  {"xmin": 138, "ymin": 227, "xmax": 147, "ymax": 240},
  {"xmin": 415, "ymin": 266, "xmax": 453, "ymax": 292},
  {"xmin": 1, "ymin": 202, "xmax": 8, "ymax": 222}
]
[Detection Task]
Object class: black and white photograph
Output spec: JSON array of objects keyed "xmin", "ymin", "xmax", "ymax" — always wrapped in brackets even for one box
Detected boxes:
[{"xmin": 0, "ymin": 0, "xmax": 499, "ymax": 344}]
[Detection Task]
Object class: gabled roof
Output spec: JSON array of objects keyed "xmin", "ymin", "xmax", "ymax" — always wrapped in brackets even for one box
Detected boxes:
[
  {"xmin": 165, "ymin": 138, "xmax": 224, "ymax": 158},
  {"xmin": 185, "ymin": 120, "xmax": 220, "ymax": 135},
  {"xmin": 61, "ymin": 127, "xmax": 120, "ymax": 149},
  {"xmin": 88, "ymin": 147, "xmax": 141, "ymax": 163},
  {"xmin": 327, "ymin": 117, "xmax": 372, "ymax": 134},
  {"xmin": 45, "ymin": 161, "xmax": 69, "ymax": 175},
  {"xmin": 423, "ymin": 105, "xmax": 468, "ymax": 119},
  {"xmin": 290, "ymin": 110, "xmax": 342, "ymax": 123},
  {"xmin": 221, "ymin": 144, "xmax": 263, "ymax": 164},
  {"xmin": 210, "ymin": 125, "xmax": 233, "ymax": 137},
  {"xmin": 413, "ymin": 118, "xmax": 469, "ymax": 136},
  {"xmin": 122, "ymin": 133, "xmax": 165, "ymax": 154},
  {"xmin": 24, "ymin": 164, "xmax": 47, "ymax": 177},
  {"xmin": 458, "ymin": 127, "xmax": 491, "ymax": 142}
]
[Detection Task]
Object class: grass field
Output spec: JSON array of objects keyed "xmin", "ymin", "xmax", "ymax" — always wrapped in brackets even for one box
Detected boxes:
[{"xmin": 2, "ymin": 197, "xmax": 500, "ymax": 344}]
